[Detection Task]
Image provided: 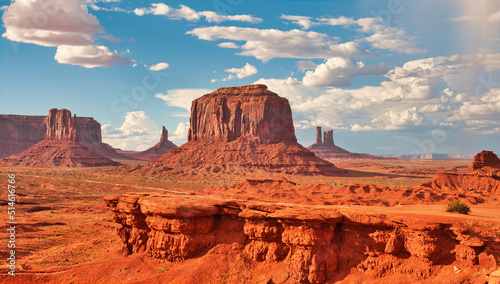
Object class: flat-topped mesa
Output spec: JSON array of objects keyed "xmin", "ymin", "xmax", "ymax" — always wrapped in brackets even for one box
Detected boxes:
[
  {"xmin": 44, "ymin": 108, "xmax": 78, "ymax": 142},
  {"xmin": 471, "ymin": 150, "xmax": 500, "ymax": 171},
  {"xmin": 188, "ymin": 84, "xmax": 297, "ymax": 144}
]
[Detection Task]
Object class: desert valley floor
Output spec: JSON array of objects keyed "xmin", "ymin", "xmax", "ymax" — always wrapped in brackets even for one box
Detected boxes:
[{"xmin": 0, "ymin": 157, "xmax": 499, "ymax": 284}]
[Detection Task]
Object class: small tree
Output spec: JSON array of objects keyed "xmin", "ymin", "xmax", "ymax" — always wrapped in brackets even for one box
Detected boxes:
[{"xmin": 446, "ymin": 200, "xmax": 471, "ymax": 215}]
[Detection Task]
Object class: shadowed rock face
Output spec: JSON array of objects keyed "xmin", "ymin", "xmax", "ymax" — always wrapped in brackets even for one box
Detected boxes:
[
  {"xmin": 188, "ymin": 84, "xmax": 296, "ymax": 144},
  {"xmin": 471, "ymin": 150, "xmax": 500, "ymax": 171}
]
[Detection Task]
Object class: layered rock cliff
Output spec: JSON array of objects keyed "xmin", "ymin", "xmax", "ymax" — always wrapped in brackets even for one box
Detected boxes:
[
  {"xmin": 0, "ymin": 113, "xmax": 103, "ymax": 158},
  {"xmin": 144, "ymin": 85, "xmax": 342, "ymax": 175},
  {"xmin": 471, "ymin": 150, "xmax": 500, "ymax": 171},
  {"xmin": 1, "ymin": 109, "xmax": 120, "ymax": 167},
  {"xmin": 105, "ymin": 192, "xmax": 498, "ymax": 283}
]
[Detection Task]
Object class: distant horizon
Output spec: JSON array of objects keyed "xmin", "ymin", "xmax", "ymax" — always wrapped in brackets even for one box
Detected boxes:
[{"xmin": 2, "ymin": 0, "xmax": 500, "ymax": 155}]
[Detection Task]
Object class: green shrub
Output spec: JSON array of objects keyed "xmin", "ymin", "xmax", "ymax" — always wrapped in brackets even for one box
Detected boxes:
[{"xmin": 446, "ymin": 200, "xmax": 471, "ymax": 215}]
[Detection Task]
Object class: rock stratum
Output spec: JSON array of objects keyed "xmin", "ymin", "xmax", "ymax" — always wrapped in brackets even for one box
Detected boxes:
[
  {"xmin": 471, "ymin": 150, "xmax": 500, "ymax": 171},
  {"xmin": 307, "ymin": 127, "xmax": 384, "ymax": 160},
  {"xmin": 1, "ymin": 109, "xmax": 120, "ymax": 167},
  {"xmin": 105, "ymin": 192, "xmax": 499, "ymax": 284},
  {"xmin": 118, "ymin": 126, "xmax": 177, "ymax": 160},
  {"xmin": 144, "ymin": 85, "xmax": 342, "ymax": 175}
]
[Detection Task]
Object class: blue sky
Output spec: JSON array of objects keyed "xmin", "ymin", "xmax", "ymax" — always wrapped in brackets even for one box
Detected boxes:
[{"xmin": 1, "ymin": 0, "xmax": 500, "ymax": 155}]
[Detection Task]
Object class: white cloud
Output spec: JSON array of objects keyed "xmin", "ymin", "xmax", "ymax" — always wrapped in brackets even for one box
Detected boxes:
[
  {"xmin": 1, "ymin": 0, "xmax": 132, "ymax": 68},
  {"xmin": 280, "ymin": 15, "xmax": 316, "ymax": 30},
  {"xmin": 149, "ymin": 62, "xmax": 169, "ymax": 71},
  {"xmin": 169, "ymin": 122, "xmax": 190, "ymax": 144},
  {"xmin": 187, "ymin": 26, "xmax": 369, "ymax": 61},
  {"xmin": 54, "ymin": 45, "xmax": 133, "ymax": 68},
  {"xmin": 134, "ymin": 3, "xmax": 262, "ymax": 23},
  {"xmin": 488, "ymin": 10, "xmax": 500, "ymax": 22},
  {"xmin": 302, "ymin": 57, "xmax": 387, "ymax": 87},
  {"xmin": 218, "ymin": 42, "xmax": 239, "ymax": 49},
  {"xmin": 281, "ymin": 15, "xmax": 425, "ymax": 54},
  {"xmin": 102, "ymin": 111, "xmax": 160, "ymax": 151},
  {"xmin": 297, "ymin": 60, "xmax": 319, "ymax": 71},
  {"xmin": 155, "ymin": 88, "xmax": 213, "ymax": 111},
  {"xmin": 223, "ymin": 63, "xmax": 257, "ymax": 80}
]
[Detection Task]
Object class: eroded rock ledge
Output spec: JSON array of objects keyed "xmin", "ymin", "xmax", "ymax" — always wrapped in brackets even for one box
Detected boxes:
[{"xmin": 105, "ymin": 193, "xmax": 497, "ymax": 283}]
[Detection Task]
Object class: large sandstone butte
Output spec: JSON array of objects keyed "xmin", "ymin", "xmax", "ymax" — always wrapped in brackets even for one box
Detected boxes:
[
  {"xmin": 471, "ymin": 150, "xmax": 500, "ymax": 171},
  {"xmin": 307, "ymin": 127, "xmax": 382, "ymax": 160},
  {"xmin": 145, "ymin": 85, "xmax": 342, "ymax": 175},
  {"xmin": 1, "ymin": 109, "xmax": 120, "ymax": 167},
  {"xmin": 118, "ymin": 126, "xmax": 177, "ymax": 160}
]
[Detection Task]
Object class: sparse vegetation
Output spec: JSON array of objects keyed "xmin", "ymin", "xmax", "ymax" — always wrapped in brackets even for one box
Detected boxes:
[{"xmin": 446, "ymin": 200, "xmax": 471, "ymax": 214}]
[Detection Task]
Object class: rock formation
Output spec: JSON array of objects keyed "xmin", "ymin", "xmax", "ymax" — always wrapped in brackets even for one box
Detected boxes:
[
  {"xmin": 471, "ymin": 150, "xmax": 500, "ymax": 171},
  {"xmin": 105, "ymin": 191, "xmax": 495, "ymax": 283},
  {"xmin": 1, "ymin": 109, "xmax": 121, "ymax": 167},
  {"xmin": 308, "ymin": 127, "xmax": 382, "ymax": 160},
  {"xmin": 118, "ymin": 126, "xmax": 177, "ymax": 160},
  {"xmin": 144, "ymin": 85, "xmax": 342, "ymax": 175}
]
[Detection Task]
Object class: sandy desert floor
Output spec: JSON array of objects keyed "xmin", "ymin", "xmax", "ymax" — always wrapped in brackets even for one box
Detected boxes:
[{"xmin": 0, "ymin": 159, "xmax": 499, "ymax": 283}]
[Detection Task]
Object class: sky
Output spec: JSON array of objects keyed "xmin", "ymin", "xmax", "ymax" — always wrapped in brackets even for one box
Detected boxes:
[{"xmin": 1, "ymin": 0, "xmax": 500, "ymax": 155}]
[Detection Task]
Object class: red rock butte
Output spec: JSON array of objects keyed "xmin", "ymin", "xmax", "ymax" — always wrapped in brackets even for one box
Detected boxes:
[
  {"xmin": 1, "ymin": 108, "xmax": 120, "ymax": 167},
  {"xmin": 471, "ymin": 150, "xmax": 500, "ymax": 171},
  {"xmin": 145, "ymin": 85, "xmax": 342, "ymax": 175}
]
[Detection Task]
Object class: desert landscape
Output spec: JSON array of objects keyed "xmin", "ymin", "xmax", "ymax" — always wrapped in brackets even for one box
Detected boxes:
[
  {"xmin": 2, "ymin": 0, "xmax": 500, "ymax": 283},
  {"xmin": 0, "ymin": 85, "xmax": 499, "ymax": 284}
]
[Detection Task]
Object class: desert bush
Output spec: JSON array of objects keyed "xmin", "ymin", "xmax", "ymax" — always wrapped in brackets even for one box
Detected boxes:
[{"xmin": 446, "ymin": 200, "xmax": 471, "ymax": 215}]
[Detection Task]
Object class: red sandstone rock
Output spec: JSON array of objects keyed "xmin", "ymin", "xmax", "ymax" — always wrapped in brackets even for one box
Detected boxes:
[
  {"xmin": 188, "ymin": 84, "xmax": 296, "ymax": 144},
  {"xmin": 0, "ymin": 113, "xmax": 104, "ymax": 158},
  {"xmin": 119, "ymin": 126, "xmax": 177, "ymax": 160},
  {"xmin": 1, "ymin": 109, "xmax": 121, "ymax": 167},
  {"xmin": 308, "ymin": 126, "xmax": 386, "ymax": 160},
  {"xmin": 471, "ymin": 150, "xmax": 500, "ymax": 171},
  {"xmin": 143, "ymin": 85, "xmax": 342, "ymax": 175}
]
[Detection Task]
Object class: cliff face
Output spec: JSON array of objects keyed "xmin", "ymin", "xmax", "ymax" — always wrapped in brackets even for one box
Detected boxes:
[
  {"xmin": 144, "ymin": 85, "xmax": 341, "ymax": 175},
  {"xmin": 105, "ymin": 192, "xmax": 495, "ymax": 283},
  {"xmin": 0, "ymin": 113, "xmax": 102, "ymax": 158},
  {"xmin": 1, "ymin": 109, "xmax": 120, "ymax": 167},
  {"xmin": 471, "ymin": 150, "xmax": 500, "ymax": 171},
  {"xmin": 188, "ymin": 84, "xmax": 296, "ymax": 144}
]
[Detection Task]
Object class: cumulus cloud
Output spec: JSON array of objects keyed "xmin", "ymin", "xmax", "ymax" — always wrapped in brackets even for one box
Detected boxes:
[
  {"xmin": 169, "ymin": 122, "xmax": 190, "ymax": 144},
  {"xmin": 134, "ymin": 3, "xmax": 262, "ymax": 23},
  {"xmin": 222, "ymin": 63, "xmax": 257, "ymax": 81},
  {"xmin": 1, "ymin": 0, "xmax": 132, "ymax": 68},
  {"xmin": 155, "ymin": 88, "xmax": 213, "ymax": 111},
  {"xmin": 149, "ymin": 62, "xmax": 169, "ymax": 71},
  {"xmin": 254, "ymin": 52, "xmax": 500, "ymax": 135},
  {"xmin": 102, "ymin": 111, "xmax": 160, "ymax": 151},
  {"xmin": 187, "ymin": 26, "xmax": 369, "ymax": 61},
  {"xmin": 281, "ymin": 15, "xmax": 425, "ymax": 54},
  {"xmin": 489, "ymin": 10, "xmax": 500, "ymax": 22},
  {"xmin": 54, "ymin": 45, "xmax": 133, "ymax": 68},
  {"xmin": 297, "ymin": 60, "xmax": 319, "ymax": 71},
  {"xmin": 302, "ymin": 57, "xmax": 387, "ymax": 87}
]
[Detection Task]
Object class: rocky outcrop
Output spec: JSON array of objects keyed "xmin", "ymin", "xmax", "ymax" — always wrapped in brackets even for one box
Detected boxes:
[
  {"xmin": 105, "ymin": 192, "xmax": 497, "ymax": 284},
  {"xmin": 45, "ymin": 108, "xmax": 78, "ymax": 141},
  {"xmin": 1, "ymin": 109, "xmax": 120, "ymax": 167},
  {"xmin": 308, "ymin": 127, "xmax": 382, "ymax": 160},
  {"xmin": 144, "ymin": 85, "xmax": 342, "ymax": 175},
  {"xmin": 0, "ymin": 113, "xmax": 103, "ymax": 158},
  {"xmin": 471, "ymin": 150, "xmax": 500, "ymax": 171},
  {"xmin": 118, "ymin": 126, "xmax": 177, "ymax": 160},
  {"xmin": 188, "ymin": 84, "xmax": 296, "ymax": 144}
]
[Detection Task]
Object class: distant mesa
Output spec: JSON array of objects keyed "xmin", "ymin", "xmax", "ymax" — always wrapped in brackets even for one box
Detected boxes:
[
  {"xmin": 144, "ymin": 84, "xmax": 343, "ymax": 175},
  {"xmin": 1, "ymin": 109, "xmax": 121, "ymax": 167},
  {"xmin": 118, "ymin": 126, "xmax": 177, "ymax": 160},
  {"xmin": 471, "ymin": 150, "xmax": 500, "ymax": 171},
  {"xmin": 307, "ymin": 126, "xmax": 382, "ymax": 160}
]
